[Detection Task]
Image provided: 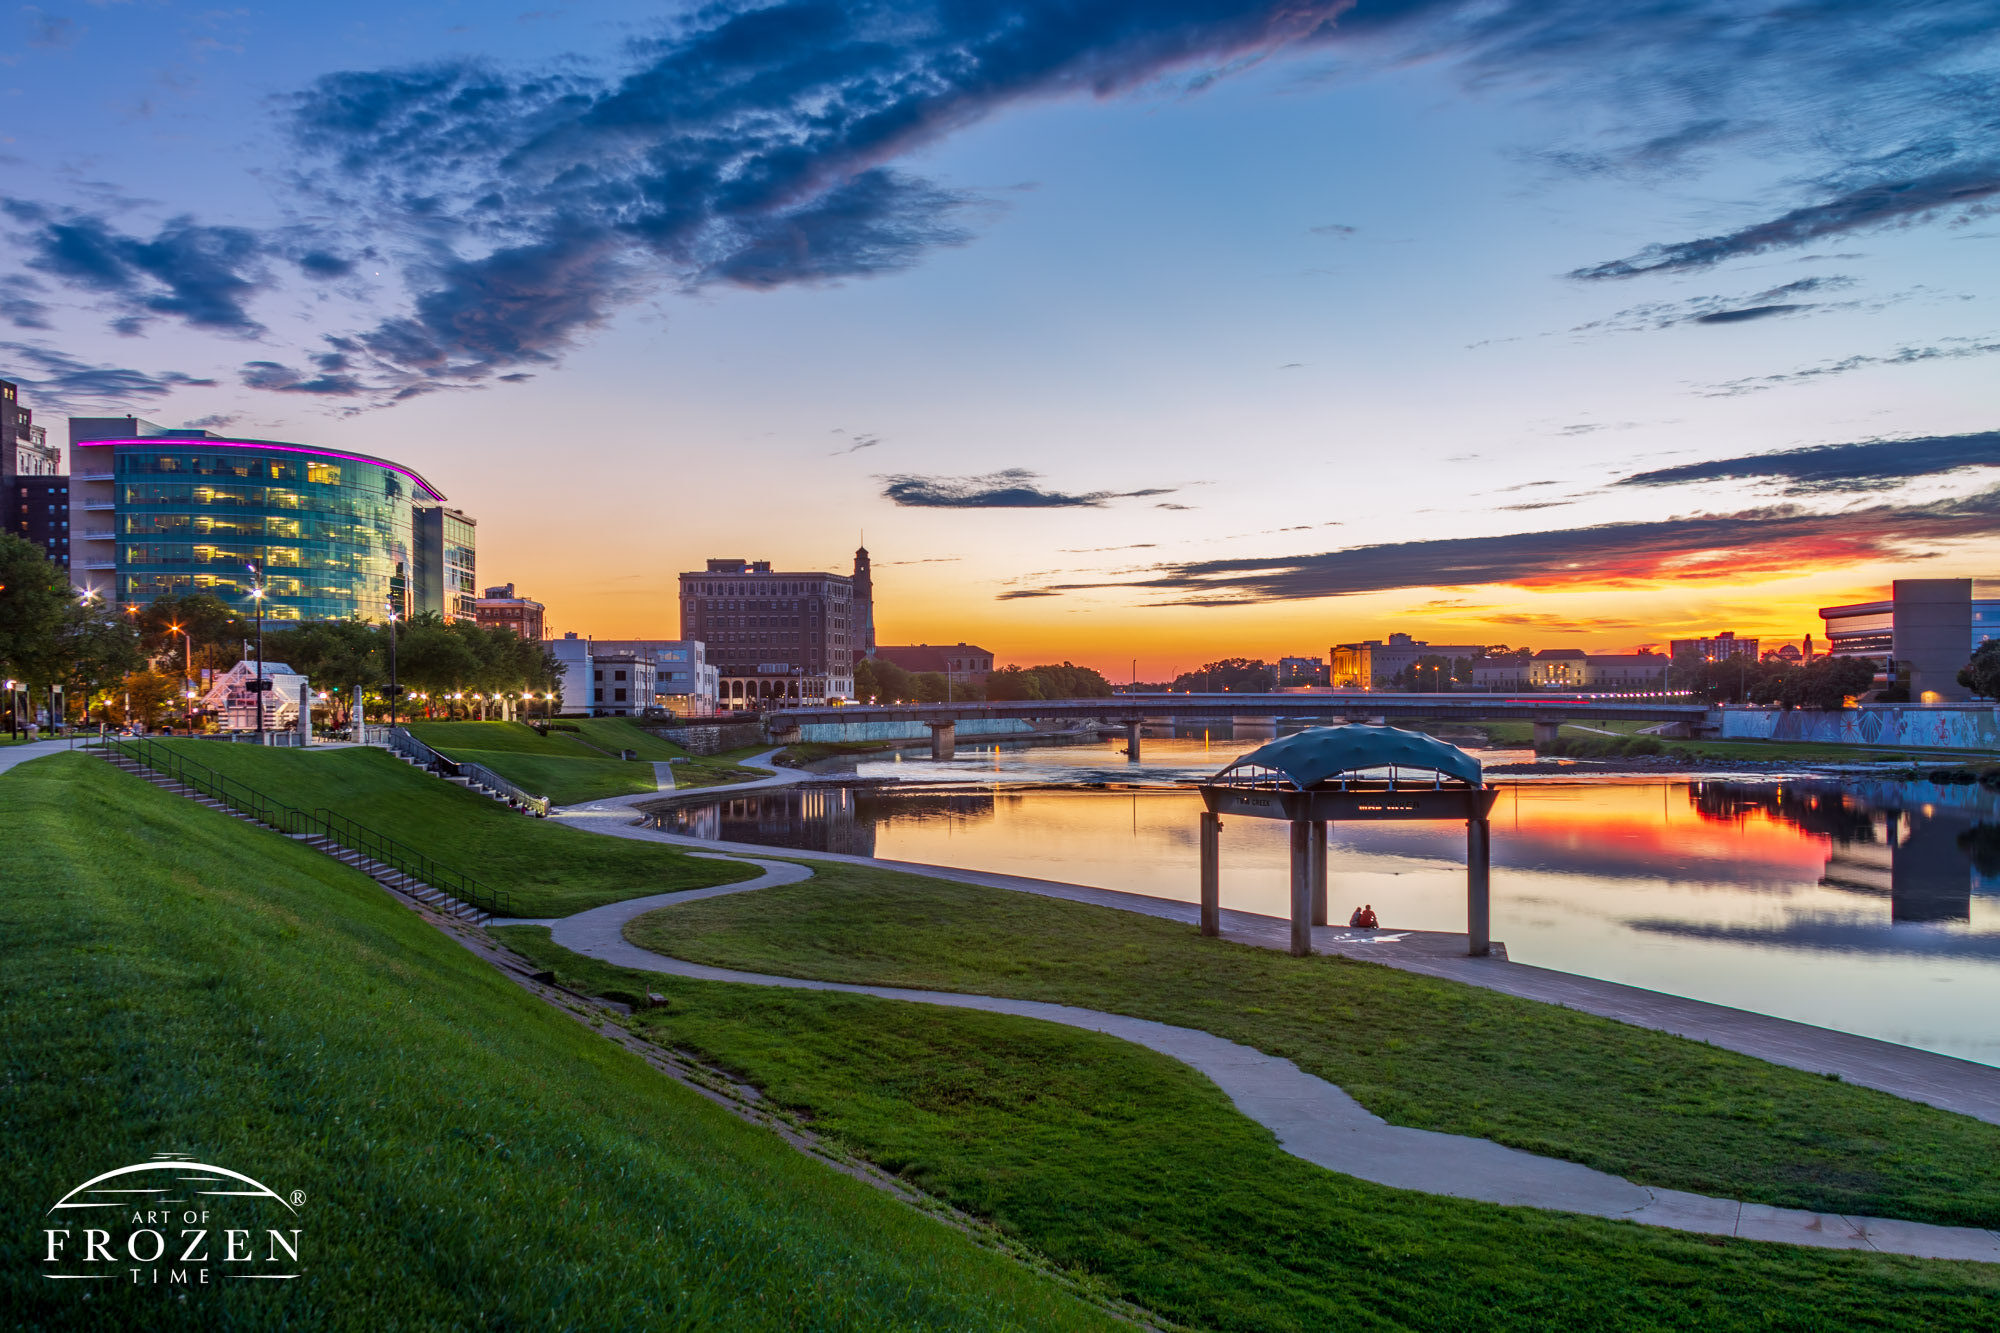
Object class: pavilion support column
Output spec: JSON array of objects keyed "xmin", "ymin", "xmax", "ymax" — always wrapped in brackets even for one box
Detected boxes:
[
  {"xmin": 1308, "ymin": 819, "xmax": 1328, "ymax": 927},
  {"xmin": 1289, "ymin": 819, "xmax": 1314, "ymax": 957},
  {"xmin": 1198, "ymin": 811, "xmax": 1220, "ymax": 937},
  {"xmin": 1466, "ymin": 815, "xmax": 1492, "ymax": 957}
]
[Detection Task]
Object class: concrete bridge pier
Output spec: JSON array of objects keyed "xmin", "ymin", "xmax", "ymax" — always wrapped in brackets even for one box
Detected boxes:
[
  {"xmin": 926, "ymin": 720, "xmax": 956, "ymax": 761},
  {"xmin": 1532, "ymin": 720, "xmax": 1561, "ymax": 746},
  {"xmin": 1124, "ymin": 720, "xmax": 1142, "ymax": 761}
]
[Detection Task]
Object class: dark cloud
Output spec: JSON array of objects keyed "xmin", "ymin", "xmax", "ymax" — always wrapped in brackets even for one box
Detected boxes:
[
  {"xmin": 996, "ymin": 589, "xmax": 1062, "ymax": 599},
  {"xmin": 4, "ymin": 202, "xmax": 271, "ymax": 334},
  {"xmin": 1015, "ymin": 486, "xmax": 2000, "ymax": 603},
  {"xmin": 239, "ymin": 360, "xmax": 368, "ymax": 396},
  {"xmin": 0, "ymin": 341, "xmax": 217, "ymax": 409},
  {"xmin": 882, "ymin": 468, "xmax": 1175, "ymax": 509},
  {"xmin": 1496, "ymin": 500, "xmax": 1575, "ymax": 511},
  {"xmin": 270, "ymin": 2, "xmax": 1356, "ymax": 390},
  {"xmin": 1703, "ymin": 336, "xmax": 2000, "ymax": 397},
  {"xmin": 1309, "ymin": 223, "xmax": 1356, "ymax": 237},
  {"xmin": 1618, "ymin": 431, "xmax": 2000, "ymax": 495},
  {"xmin": 832, "ymin": 432, "xmax": 882, "ymax": 456},
  {"xmin": 182, "ymin": 413, "xmax": 240, "ymax": 430},
  {"xmin": 1691, "ymin": 303, "xmax": 1805, "ymax": 324},
  {"xmin": 0, "ymin": 281, "xmax": 52, "ymax": 330},
  {"xmin": 1573, "ymin": 160, "xmax": 2000, "ymax": 279}
]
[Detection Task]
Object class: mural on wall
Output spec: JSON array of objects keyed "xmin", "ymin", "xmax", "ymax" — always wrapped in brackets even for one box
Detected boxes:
[{"xmin": 1722, "ymin": 707, "xmax": 2000, "ymax": 750}]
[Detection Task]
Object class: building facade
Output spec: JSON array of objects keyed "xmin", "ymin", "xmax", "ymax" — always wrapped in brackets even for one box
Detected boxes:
[
  {"xmin": 1330, "ymin": 634, "xmax": 1483, "ymax": 688},
  {"xmin": 874, "ymin": 643, "xmax": 995, "ymax": 679},
  {"xmin": 548, "ymin": 633, "xmax": 718, "ymax": 717},
  {"xmin": 1668, "ymin": 631, "xmax": 1760, "ymax": 662},
  {"xmin": 1277, "ymin": 655, "xmax": 1329, "ymax": 687},
  {"xmin": 473, "ymin": 583, "xmax": 546, "ymax": 642},
  {"xmin": 1822, "ymin": 579, "xmax": 2000, "ymax": 702},
  {"xmin": 678, "ymin": 557, "xmax": 857, "ymax": 707},
  {"xmin": 2, "ymin": 380, "xmax": 67, "ymax": 569},
  {"xmin": 66, "ymin": 419, "xmax": 467, "ymax": 622},
  {"xmin": 851, "ymin": 544, "xmax": 876, "ymax": 666},
  {"xmin": 414, "ymin": 506, "xmax": 478, "ymax": 622}
]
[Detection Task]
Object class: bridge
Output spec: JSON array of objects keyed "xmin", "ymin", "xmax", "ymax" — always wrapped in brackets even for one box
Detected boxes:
[{"xmin": 765, "ymin": 691, "xmax": 1714, "ymax": 760}]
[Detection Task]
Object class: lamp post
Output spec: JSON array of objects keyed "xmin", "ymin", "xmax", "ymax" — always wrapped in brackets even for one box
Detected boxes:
[
  {"xmin": 167, "ymin": 622, "xmax": 193, "ymax": 731},
  {"xmin": 385, "ymin": 607, "xmax": 401, "ymax": 734},
  {"xmin": 244, "ymin": 562, "xmax": 267, "ymax": 743},
  {"xmin": 5, "ymin": 678, "xmax": 15, "ymax": 741}
]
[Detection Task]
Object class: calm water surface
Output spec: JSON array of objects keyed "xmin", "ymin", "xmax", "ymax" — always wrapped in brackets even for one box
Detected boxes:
[{"xmin": 663, "ymin": 734, "xmax": 2000, "ymax": 1067}]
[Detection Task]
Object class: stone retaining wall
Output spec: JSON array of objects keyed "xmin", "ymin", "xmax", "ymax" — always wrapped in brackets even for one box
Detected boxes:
[{"xmin": 1719, "ymin": 705, "xmax": 2000, "ymax": 750}]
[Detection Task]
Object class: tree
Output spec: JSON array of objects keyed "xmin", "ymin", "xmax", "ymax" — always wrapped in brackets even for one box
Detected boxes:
[
  {"xmin": 109, "ymin": 670, "xmax": 178, "ymax": 729},
  {"xmin": 136, "ymin": 591, "xmax": 245, "ymax": 669},
  {"xmin": 56, "ymin": 601, "xmax": 144, "ymax": 723},
  {"xmin": 267, "ymin": 619, "xmax": 380, "ymax": 725},
  {"xmin": 0, "ymin": 533, "xmax": 69, "ymax": 689},
  {"xmin": 1171, "ymin": 659, "xmax": 1273, "ymax": 693},
  {"xmin": 853, "ymin": 657, "xmax": 915, "ymax": 704},
  {"xmin": 1960, "ymin": 641, "xmax": 2000, "ymax": 700}
]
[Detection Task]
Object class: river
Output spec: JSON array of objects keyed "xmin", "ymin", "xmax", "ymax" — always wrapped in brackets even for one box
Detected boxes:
[{"xmin": 657, "ymin": 733, "xmax": 2000, "ymax": 1068}]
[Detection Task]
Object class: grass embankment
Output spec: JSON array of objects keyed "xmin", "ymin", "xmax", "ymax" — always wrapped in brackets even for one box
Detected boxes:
[
  {"xmin": 622, "ymin": 864, "xmax": 2000, "ymax": 1231},
  {"xmin": 0, "ymin": 755, "xmax": 1120, "ymax": 1331},
  {"xmin": 408, "ymin": 719, "xmax": 682, "ymax": 805},
  {"xmin": 774, "ymin": 740, "xmax": 900, "ymax": 767},
  {"xmin": 497, "ymin": 925, "xmax": 2000, "ymax": 1332},
  {"xmin": 162, "ymin": 741, "xmax": 752, "ymax": 915},
  {"xmin": 671, "ymin": 746, "xmax": 780, "ymax": 790}
]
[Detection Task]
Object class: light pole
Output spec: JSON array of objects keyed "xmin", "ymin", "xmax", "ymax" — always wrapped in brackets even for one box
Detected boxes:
[
  {"xmin": 385, "ymin": 607, "xmax": 401, "ymax": 734},
  {"xmin": 243, "ymin": 562, "xmax": 269, "ymax": 743},
  {"xmin": 167, "ymin": 622, "xmax": 193, "ymax": 731}
]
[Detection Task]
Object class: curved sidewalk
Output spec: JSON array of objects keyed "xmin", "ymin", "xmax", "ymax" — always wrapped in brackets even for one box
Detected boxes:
[{"xmin": 504, "ymin": 854, "xmax": 2000, "ymax": 1264}]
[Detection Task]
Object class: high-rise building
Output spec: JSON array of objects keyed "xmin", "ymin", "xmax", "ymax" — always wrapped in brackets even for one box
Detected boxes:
[
  {"xmin": 678, "ymin": 557, "xmax": 856, "ymax": 707},
  {"xmin": 1821, "ymin": 579, "xmax": 2000, "ymax": 702},
  {"xmin": 473, "ymin": 583, "xmax": 545, "ymax": 641},
  {"xmin": 413, "ymin": 505, "xmax": 478, "ymax": 622},
  {"xmin": 66, "ymin": 419, "xmax": 469, "ymax": 622},
  {"xmin": 1668, "ymin": 631, "xmax": 1759, "ymax": 662},
  {"xmin": 2, "ymin": 379, "xmax": 67, "ymax": 568}
]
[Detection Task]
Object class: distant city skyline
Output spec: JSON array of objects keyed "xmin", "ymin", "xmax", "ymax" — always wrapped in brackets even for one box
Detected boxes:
[{"xmin": 5, "ymin": 1, "xmax": 1996, "ymax": 677}]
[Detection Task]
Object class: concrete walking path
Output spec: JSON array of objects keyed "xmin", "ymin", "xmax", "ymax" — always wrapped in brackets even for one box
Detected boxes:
[
  {"xmin": 491, "ymin": 854, "xmax": 2000, "ymax": 1263},
  {"xmin": 0, "ymin": 738, "xmax": 84, "ymax": 777}
]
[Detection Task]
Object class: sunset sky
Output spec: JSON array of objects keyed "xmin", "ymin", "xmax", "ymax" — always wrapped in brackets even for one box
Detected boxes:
[{"xmin": 6, "ymin": 0, "xmax": 1997, "ymax": 678}]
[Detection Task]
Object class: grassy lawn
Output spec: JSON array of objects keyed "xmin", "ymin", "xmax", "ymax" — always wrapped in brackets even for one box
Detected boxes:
[
  {"xmin": 623, "ymin": 863, "xmax": 2000, "ymax": 1231},
  {"xmin": 0, "ymin": 754, "xmax": 1121, "ymax": 1331},
  {"xmin": 408, "ymin": 719, "xmax": 681, "ymax": 804},
  {"xmin": 160, "ymin": 741, "xmax": 751, "ymax": 915},
  {"xmin": 496, "ymin": 925, "xmax": 2000, "ymax": 1332},
  {"xmin": 671, "ymin": 746, "xmax": 780, "ymax": 789}
]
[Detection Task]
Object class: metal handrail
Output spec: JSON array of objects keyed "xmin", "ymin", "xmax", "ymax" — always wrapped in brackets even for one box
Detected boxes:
[
  {"xmin": 390, "ymin": 725, "xmax": 551, "ymax": 816},
  {"xmin": 109, "ymin": 739, "xmax": 505, "ymax": 918}
]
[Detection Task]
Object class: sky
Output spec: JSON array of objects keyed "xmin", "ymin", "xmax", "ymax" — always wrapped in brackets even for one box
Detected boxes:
[{"xmin": 5, "ymin": 0, "xmax": 1997, "ymax": 679}]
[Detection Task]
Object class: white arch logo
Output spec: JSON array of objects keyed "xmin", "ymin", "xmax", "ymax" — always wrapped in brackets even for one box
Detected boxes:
[{"xmin": 44, "ymin": 1153, "xmax": 304, "ymax": 1285}]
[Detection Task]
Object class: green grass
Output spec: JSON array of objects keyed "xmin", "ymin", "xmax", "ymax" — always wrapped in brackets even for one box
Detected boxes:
[
  {"xmin": 407, "ymin": 719, "xmax": 689, "ymax": 804},
  {"xmin": 0, "ymin": 754, "xmax": 1124, "ymax": 1331},
  {"xmin": 671, "ymin": 746, "xmax": 779, "ymax": 789},
  {"xmin": 622, "ymin": 863, "xmax": 2000, "ymax": 1230},
  {"xmin": 161, "ymin": 741, "xmax": 752, "ymax": 915},
  {"xmin": 774, "ymin": 740, "xmax": 901, "ymax": 766},
  {"xmin": 497, "ymin": 925, "xmax": 2000, "ymax": 1333}
]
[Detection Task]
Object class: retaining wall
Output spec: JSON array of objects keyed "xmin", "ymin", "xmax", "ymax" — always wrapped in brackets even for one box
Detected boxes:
[
  {"xmin": 1719, "ymin": 705, "xmax": 2000, "ymax": 751},
  {"xmin": 794, "ymin": 718, "xmax": 1038, "ymax": 743}
]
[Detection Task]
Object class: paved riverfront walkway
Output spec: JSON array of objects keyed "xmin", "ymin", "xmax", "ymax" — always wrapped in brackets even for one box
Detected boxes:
[{"xmin": 491, "ymin": 852, "xmax": 2000, "ymax": 1263}]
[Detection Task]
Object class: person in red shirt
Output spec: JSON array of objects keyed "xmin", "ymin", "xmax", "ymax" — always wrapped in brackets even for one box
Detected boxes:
[{"xmin": 1349, "ymin": 904, "xmax": 1379, "ymax": 929}]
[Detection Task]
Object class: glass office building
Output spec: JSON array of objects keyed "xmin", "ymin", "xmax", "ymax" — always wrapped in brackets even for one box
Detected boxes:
[{"xmin": 69, "ymin": 428, "xmax": 468, "ymax": 623}]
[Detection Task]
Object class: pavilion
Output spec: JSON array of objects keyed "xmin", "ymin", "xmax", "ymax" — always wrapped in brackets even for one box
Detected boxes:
[{"xmin": 1195, "ymin": 725, "xmax": 1499, "ymax": 957}]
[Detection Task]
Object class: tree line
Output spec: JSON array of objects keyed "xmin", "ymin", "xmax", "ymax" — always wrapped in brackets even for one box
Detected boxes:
[
  {"xmin": 850, "ymin": 658, "xmax": 1113, "ymax": 704},
  {"xmin": 0, "ymin": 533, "xmax": 560, "ymax": 730}
]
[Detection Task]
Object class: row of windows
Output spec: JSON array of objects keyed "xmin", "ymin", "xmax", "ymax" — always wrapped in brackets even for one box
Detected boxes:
[
  {"xmin": 684, "ymin": 580, "xmax": 848, "ymax": 598},
  {"xmin": 121, "ymin": 483, "xmax": 407, "ymax": 520},
  {"xmin": 121, "ymin": 454, "xmax": 350, "ymax": 487}
]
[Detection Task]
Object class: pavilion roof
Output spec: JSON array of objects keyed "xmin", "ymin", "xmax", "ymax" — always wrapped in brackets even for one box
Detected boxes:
[{"xmin": 1212, "ymin": 724, "xmax": 1482, "ymax": 789}]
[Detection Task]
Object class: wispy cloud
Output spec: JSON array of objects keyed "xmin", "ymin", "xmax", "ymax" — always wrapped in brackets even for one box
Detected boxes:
[
  {"xmin": 0, "ymin": 341, "xmax": 217, "ymax": 409},
  {"xmin": 882, "ymin": 468, "xmax": 1175, "ymax": 509},
  {"xmin": 1702, "ymin": 336, "xmax": 2000, "ymax": 397},
  {"xmin": 1617, "ymin": 430, "xmax": 2000, "ymax": 495}
]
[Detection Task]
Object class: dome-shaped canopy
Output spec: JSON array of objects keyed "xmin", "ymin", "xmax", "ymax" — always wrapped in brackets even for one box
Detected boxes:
[{"xmin": 1212, "ymin": 724, "xmax": 1482, "ymax": 789}]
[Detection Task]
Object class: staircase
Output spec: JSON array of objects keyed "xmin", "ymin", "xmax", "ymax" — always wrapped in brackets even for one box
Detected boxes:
[{"xmin": 100, "ymin": 747, "xmax": 497, "ymax": 926}]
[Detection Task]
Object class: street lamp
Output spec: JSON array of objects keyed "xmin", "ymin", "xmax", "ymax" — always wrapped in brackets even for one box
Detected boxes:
[
  {"xmin": 167, "ymin": 622, "xmax": 194, "ymax": 731},
  {"xmin": 385, "ymin": 607, "xmax": 401, "ymax": 734},
  {"xmin": 244, "ymin": 562, "xmax": 268, "ymax": 744}
]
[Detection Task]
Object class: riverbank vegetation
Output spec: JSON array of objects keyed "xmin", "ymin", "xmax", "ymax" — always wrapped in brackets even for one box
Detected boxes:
[
  {"xmin": 497, "ymin": 921, "xmax": 2000, "ymax": 1332},
  {"xmin": 156, "ymin": 741, "xmax": 751, "ymax": 914},
  {"xmin": 620, "ymin": 862, "xmax": 2000, "ymax": 1231},
  {"xmin": 0, "ymin": 754, "xmax": 1121, "ymax": 1331}
]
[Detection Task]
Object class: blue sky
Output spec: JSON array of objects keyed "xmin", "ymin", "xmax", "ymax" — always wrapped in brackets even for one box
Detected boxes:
[{"xmin": 7, "ymin": 1, "xmax": 1997, "ymax": 673}]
